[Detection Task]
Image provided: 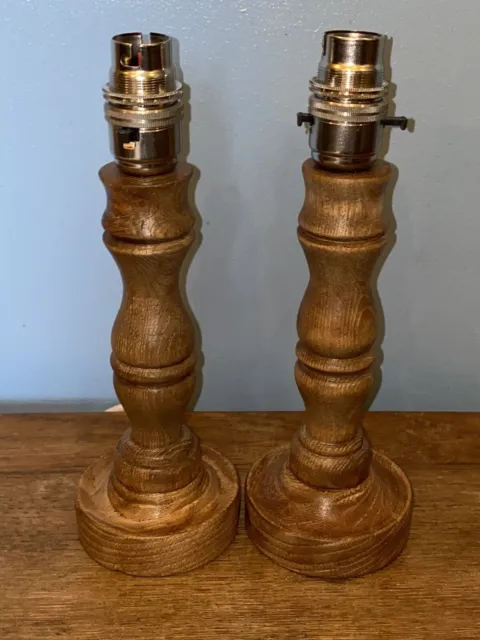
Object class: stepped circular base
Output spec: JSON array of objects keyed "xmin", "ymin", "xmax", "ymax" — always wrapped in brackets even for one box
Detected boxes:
[
  {"xmin": 245, "ymin": 445, "xmax": 412, "ymax": 579},
  {"xmin": 76, "ymin": 446, "xmax": 240, "ymax": 576}
]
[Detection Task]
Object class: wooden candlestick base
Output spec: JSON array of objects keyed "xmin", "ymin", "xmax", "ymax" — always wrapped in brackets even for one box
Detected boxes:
[
  {"xmin": 76, "ymin": 163, "xmax": 240, "ymax": 576},
  {"xmin": 246, "ymin": 160, "xmax": 413, "ymax": 579}
]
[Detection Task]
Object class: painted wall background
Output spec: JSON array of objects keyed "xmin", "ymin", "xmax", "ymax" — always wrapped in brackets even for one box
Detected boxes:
[{"xmin": 2, "ymin": 0, "xmax": 479, "ymax": 410}]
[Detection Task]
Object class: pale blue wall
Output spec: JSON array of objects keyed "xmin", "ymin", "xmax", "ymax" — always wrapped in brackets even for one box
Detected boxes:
[{"xmin": 2, "ymin": 0, "xmax": 480, "ymax": 410}]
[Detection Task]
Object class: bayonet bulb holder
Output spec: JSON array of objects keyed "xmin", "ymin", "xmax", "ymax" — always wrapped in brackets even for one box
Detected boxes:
[
  {"xmin": 300, "ymin": 30, "xmax": 406, "ymax": 171},
  {"xmin": 103, "ymin": 32, "xmax": 183, "ymax": 175}
]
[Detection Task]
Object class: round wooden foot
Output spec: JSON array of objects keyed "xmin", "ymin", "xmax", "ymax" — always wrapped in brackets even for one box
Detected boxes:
[
  {"xmin": 76, "ymin": 446, "xmax": 240, "ymax": 576},
  {"xmin": 245, "ymin": 445, "xmax": 413, "ymax": 579}
]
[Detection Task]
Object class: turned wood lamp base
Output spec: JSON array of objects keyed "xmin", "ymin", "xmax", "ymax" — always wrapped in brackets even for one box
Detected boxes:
[
  {"xmin": 246, "ymin": 161, "xmax": 413, "ymax": 579},
  {"xmin": 246, "ymin": 445, "xmax": 412, "ymax": 579},
  {"xmin": 75, "ymin": 163, "xmax": 240, "ymax": 576},
  {"xmin": 76, "ymin": 445, "xmax": 239, "ymax": 576}
]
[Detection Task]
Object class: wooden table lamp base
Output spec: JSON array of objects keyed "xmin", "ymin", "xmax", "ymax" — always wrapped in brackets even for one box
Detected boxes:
[
  {"xmin": 77, "ymin": 446, "xmax": 239, "ymax": 576},
  {"xmin": 75, "ymin": 163, "xmax": 239, "ymax": 576},
  {"xmin": 246, "ymin": 447, "xmax": 412, "ymax": 579},
  {"xmin": 246, "ymin": 160, "xmax": 413, "ymax": 579}
]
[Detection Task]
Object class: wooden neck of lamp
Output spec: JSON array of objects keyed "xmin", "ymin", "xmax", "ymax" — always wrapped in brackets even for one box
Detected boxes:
[
  {"xmin": 75, "ymin": 163, "xmax": 240, "ymax": 576},
  {"xmin": 104, "ymin": 164, "xmax": 200, "ymax": 507},
  {"xmin": 246, "ymin": 159, "xmax": 413, "ymax": 579},
  {"xmin": 290, "ymin": 160, "xmax": 386, "ymax": 490}
]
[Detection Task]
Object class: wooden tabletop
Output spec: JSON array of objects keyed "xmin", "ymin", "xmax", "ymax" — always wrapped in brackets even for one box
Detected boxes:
[{"xmin": 1, "ymin": 411, "xmax": 479, "ymax": 639}]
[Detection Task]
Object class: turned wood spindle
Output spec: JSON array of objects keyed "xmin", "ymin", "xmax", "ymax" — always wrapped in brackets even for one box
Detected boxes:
[
  {"xmin": 246, "ymin": 160, "xmax": 413, "ymax": 579},
  {"xmin": 76, "ymin": 164, "xmax": 240, "ymax": 576}
]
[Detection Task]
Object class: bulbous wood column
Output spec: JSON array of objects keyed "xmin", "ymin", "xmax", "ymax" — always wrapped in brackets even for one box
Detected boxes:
[
  {"xmin": 246, "ymin": 160, "xmax": 413, "ymax": 579},
  {"xmin": 76, "ymin": 163, "xmax": 240, "ymax": 576}
]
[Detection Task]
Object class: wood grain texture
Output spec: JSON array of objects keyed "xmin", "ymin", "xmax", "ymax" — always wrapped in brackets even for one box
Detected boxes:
[
  {"xmin": 75, "ymin": 164, "xmax": 239, "ymax": 576},
  {"xmin": 246, "ymin": 160, "xmax": 412, "ymax": 578},
  {"xmin": 1, "ymin": 411, "xmax": 479, "ymax": 640}
]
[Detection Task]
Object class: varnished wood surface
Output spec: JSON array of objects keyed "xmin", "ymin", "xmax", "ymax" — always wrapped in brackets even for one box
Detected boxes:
[
  {"xmin": 1, "ymin": 411, "xmax": 479, "ymax": 639},
  {"xmin": 246, "ymin": 162, "xmax": 412, "ymax": 577},
  {"xmin": 77, "ymin": 164, "xmax": 239, "ymax": 575}
]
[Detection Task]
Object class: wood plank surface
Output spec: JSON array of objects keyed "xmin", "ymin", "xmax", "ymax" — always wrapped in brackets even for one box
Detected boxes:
[{"xmin": 1, "ymin": 411, "xmax": 479, "ymax": 639}]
